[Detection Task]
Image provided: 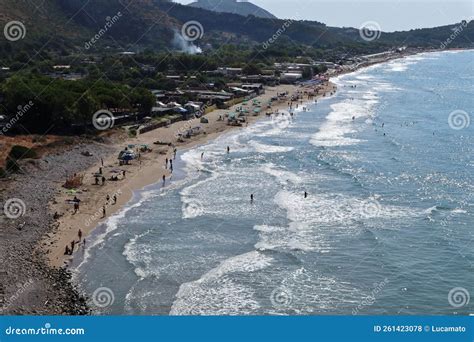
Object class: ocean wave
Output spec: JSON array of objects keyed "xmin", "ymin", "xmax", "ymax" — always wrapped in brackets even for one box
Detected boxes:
[
  {"xmin": 249, "ymin": 140, "xmax": 294, "ymax": 154},
  {"xmin": 310, "ymin": 100, "xmax": 373, "ymax": 147},
  {"xmin": 170, "ymin": 251, "xmax": 273, "ymax": 315},
  {"xmin": 260, "ymin": 163, "xmax": 304, "ymax": 185}
]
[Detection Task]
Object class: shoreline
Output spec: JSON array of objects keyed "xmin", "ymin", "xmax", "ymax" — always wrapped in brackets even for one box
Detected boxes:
[
  {"xmin": 1, "ymin": 48, "xmax": 446, "ymax": 315},
  {"xmin": 43, "ymin": 82, "xmax": 337, "ymax": 270}
]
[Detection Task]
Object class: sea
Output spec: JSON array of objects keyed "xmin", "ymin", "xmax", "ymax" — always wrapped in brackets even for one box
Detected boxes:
[{"xmin": 74, "ymin": 50, "xmax": 474, "ymax": 315}]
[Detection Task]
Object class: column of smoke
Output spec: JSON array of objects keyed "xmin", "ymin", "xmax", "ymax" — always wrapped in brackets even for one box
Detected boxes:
[{"xmin": 172, "ymin": 29, "xmax": 202, "ymax": 55}]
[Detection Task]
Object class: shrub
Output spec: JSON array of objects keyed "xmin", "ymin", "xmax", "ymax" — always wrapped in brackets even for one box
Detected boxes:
[
  {"xmin": 9, "ymin": 145, "xmax": 38, "ymax": 160},
  {"xmin": 128, "ymin": 128, "xmax": 137, "ymax": 138},
  {"xmin": 6, "ymin": 156, "xmax": 19, "ymax": 173}
]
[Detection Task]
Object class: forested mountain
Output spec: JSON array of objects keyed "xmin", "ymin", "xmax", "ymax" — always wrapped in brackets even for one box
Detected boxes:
[
  {"xmin": 0, "ymin": 0, "xmax": 471, "ymax": 61},
  {"xmin": 188, "ymin": 0, "xmax": 277, "ymax": 19}
]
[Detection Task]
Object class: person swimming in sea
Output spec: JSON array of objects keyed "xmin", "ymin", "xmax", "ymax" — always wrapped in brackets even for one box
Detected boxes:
[{"xmin": 250, "ymin": 194, "xmax": 254, "ymax": 203}]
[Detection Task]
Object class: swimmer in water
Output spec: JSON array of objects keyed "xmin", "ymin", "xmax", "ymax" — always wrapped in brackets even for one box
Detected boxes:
[{"xmin": 250, "ymin": 194, "xmax": 254, "ymax": 203}]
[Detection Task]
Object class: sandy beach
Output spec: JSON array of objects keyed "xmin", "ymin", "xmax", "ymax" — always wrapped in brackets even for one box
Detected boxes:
[{"xmin": 44, "ymin": 82, "xmax": 337, "ymax": 269}]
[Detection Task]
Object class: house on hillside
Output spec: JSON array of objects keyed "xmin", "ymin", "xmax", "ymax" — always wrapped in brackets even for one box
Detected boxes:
[
  {"xmin": 241, "ymin": 83, "xmax": 264, "ymax": 95},
  {"xmin": 280, "ymin": 72, "xmax": 303, "ymax": 83},
  {"xmin": 216, "ymin": 67, "xmax": 243, "ymax": 77}
]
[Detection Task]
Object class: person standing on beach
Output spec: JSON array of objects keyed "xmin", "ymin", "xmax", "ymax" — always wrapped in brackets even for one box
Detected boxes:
[
  {"xmin": 78, "ymin": 229, "xmax": 82, "ymax": 241},
  {"xmin": 173, "ymin": 148, "xmax": 177, "ymax": 159},
  {"xmin": 123, "ymin": 170, "xmax": 126, "ymax": 179},
  {"xmin": 102, "ymin": 206, "xmax": 106, "ymax": 218},
  {"xmin": 101, "ymin": 176, "xmax": 106, "ymax": 185},
  {"xmin": 170, "ymin": 160, "xmax": 173, "ymax": 173},
  {"xmin": 162, "ymin": 175, "xmax": 166, "ymax": 185},
  {"xmin": 101, "ymin": 158, "xmax": 104, "ymax": 167},
  {"xmin": 165, "ymin": 158, "xmax": 169, "ymax": 169},
  {"xmin": 106, "ymin": 195, "xmax": 110, "ymax": 204},
  {"xmin": 113, "ymin": 195, "xmax": 117, "ymax": 205}
]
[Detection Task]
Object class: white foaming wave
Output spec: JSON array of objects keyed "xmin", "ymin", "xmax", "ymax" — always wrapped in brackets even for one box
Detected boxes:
[
  {"xmin": 451, "ymin": 208, "xmax": 467, "ymax": 214},
  {"xmin": 356, "ymin": 74, "xmax": 375, "ymax": 80},
  {"xmin": 180, "ymin": 172, "xmax": 219, "ymax": 219},
  {"xmin": 179, "ymin": 168, "xmax": 272, "ymax": 220},
  {"xmin": 274, "ymin": 190, "xmax": 418, "ymax": 225},
  {"xmin": 249, "ymin": 140, "xmax": 294, "ymax": 154},
  {"xmin": 386, "ymin": 62, "xmax": 409, "ymax": 72},
  {"xmin": 267, "ymin": 267, "xmax": 368, "ymax": 314},
  {"xmin": 254, "ymin": 224, "xmax": 316, "ymax": 252},
  {"xmin": 74, "ymin": 189, "xmax": 157, "ymax": 273},
  {"xmin": 170, "ymin": 251, "xmax": 273, "ymax": 315},
  {"xmin": 310, "ymin": 100, "xmax": 373, "ymax": 147},
  {"xmin": 123, "ymin": 230, "xmax": 153, "ymax": 279},
  {"xmin": 260, "ymin": 163, "xmax": 303, "ymax": 185}
]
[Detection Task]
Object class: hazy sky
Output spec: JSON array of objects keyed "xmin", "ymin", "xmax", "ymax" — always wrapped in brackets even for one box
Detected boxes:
[{"xmin": 174, "ymin": 0, "xmax": 473, "ymax": 32}]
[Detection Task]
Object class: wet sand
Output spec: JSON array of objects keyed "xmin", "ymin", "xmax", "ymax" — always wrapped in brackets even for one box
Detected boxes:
[{"xmin": 45, "ymin": 82, "xmax": 336, "ymax": 269}]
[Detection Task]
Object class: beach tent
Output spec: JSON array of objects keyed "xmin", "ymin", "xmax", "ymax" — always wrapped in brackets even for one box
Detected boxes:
[{"xmin": 118, "ymin": 150, "xmax": 136, "ymax": 161}]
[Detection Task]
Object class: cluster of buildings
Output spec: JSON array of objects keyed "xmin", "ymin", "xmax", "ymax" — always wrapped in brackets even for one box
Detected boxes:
[{"xmin": 149, "ymin": 82, "xmax": 266, "ymax": 120}]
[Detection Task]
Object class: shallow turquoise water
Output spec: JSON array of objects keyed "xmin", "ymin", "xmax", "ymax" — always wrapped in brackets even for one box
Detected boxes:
[{"xmin": 76, "ymin": 51, "xmax": 474, "ymax": 315}]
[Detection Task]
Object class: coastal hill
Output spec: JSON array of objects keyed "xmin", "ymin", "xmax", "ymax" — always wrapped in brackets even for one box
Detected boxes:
[
  {"xmin": 188, "ymin": 0, "xmax": 277, "ymax": 19},
  {"xmin": 0, "ymin": 0, "xmax": 472, "ymax": 58}
]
